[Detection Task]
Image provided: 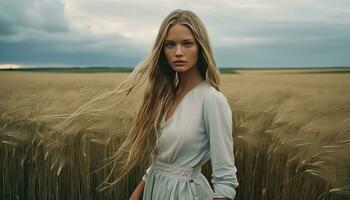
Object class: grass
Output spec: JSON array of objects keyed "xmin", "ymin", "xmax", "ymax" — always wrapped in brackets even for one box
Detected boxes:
[
  {"xmin": 276, "ymin": 70, "xmax": 350, "ymax": 74},
  {"xmin": 297, "ymin": 70, "xmax": 350, "ymax": 74},
  {"xmin": 0, "ymin": 70, "xmax": 349, "ymax": 199},
  {"xmin": 0, "ymin": 67, "xmax": 133, "ymax": 73},
  {"xmin": 0, "ymin": 66, "xmax": 239, "ymax": 74}
]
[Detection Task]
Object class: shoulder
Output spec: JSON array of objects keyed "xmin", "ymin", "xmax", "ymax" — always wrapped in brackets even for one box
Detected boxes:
[
  {"xmin": 203, "ymin": 84, "xmax": 230, "ymax": 108},
  {"xmin": 202, "ymin": 83, "xmax": 233, "ymax": 126}
]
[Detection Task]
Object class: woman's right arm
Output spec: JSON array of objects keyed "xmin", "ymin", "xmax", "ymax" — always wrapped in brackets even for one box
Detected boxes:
[{"xmin": 129, "ymin": 173, "xmax": 147, "ymax": 200}]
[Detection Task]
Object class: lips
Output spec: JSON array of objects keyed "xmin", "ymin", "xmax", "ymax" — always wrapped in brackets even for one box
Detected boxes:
[{"xmin": 174, "ymin": 60, "xmax": 186, "ymax": 64}]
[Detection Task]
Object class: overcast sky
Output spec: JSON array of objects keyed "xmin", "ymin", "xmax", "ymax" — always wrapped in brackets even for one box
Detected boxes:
[{"xmin": 0, "ymin": 0, "xmax": 349, "ymax": 68}]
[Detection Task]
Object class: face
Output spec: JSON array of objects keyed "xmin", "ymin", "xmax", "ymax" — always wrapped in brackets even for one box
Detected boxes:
[{"xmin": 163, "ymin": 23, "xmax": 199, "ymax": 73}]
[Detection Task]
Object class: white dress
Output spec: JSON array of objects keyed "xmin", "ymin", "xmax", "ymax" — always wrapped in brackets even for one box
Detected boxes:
[{"xmin": 142, "ymin": 81, "xmax": 239, "ymax": 200}]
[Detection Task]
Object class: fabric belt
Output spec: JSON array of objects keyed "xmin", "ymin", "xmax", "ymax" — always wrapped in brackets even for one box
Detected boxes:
[
  {"xmin": 143, "ymin": 159, "xmax": 202, "ymax": 200},
  {"xmin": 153, "ymin": 159, "xmax": 201, "ymax": 177}
]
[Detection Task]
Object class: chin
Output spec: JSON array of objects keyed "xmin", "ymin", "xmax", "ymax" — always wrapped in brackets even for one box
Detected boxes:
[
  {"xmin": 171, "ymin": 65, "xmax": 191, "ymax": 73},
  {"xmin": 173, "ymin": 68, "xmax": 189, "ymax": 73}
]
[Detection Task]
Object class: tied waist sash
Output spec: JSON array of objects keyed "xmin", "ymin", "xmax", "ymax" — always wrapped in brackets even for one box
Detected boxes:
[{"xmin": 143, "ymin": 159, "xmax": 202, "ymax": 200}]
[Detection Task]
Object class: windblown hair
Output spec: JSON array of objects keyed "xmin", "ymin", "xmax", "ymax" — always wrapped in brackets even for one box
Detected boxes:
[
  {"xmin": 38, "ymin": 9, "xmax": 222, "ymax": 191},
  {"xmin": 98, "ymin": 8, "xmax": 224, "ymax": 190}
]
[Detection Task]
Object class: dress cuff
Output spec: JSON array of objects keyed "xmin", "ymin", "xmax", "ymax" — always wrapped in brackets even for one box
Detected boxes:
[
  {"xmin": 142, "ymin": 165, "xmax": 152, "ymax": 181},
  {"xmin": 142, "ymin": 174, "xmax": 147, "ymax": 181},
  {"xmin": 213, "ymin": 183, "xmax": 237, "ymax": 200}
]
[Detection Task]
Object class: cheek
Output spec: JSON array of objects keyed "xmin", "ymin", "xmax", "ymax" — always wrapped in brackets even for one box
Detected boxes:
[
  {"xmin": 188, "ymin": 47, "xmax": 198, "ymax": 62},
  {"xmin": 164, "ymin": 50, "xmax": 171, "ymax": 61}
]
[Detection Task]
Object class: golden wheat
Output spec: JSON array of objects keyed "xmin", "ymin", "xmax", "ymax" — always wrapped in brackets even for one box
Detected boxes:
[{"xmin": 0, "ymin": 70, "xmax": 349, "ymax": 199}]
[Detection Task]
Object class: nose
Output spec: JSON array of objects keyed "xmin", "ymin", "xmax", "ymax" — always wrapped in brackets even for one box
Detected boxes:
[{"xmin": 175, "ymin": 44, "xmax": 184, "ymax": 57}]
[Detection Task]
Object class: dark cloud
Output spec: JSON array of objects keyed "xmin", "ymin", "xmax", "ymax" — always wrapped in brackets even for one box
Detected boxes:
[
  {"xmin": 0, "ymin": 0, "xmax": 146, "ymax": 67},
  {"xmin": 0, "ymin": 0, "xmax": 349, "ymax": 68},
  {"xmin": 0, "ymin": 20, "xmax": 16, "ymax": 36},
  {"xmin": 0, "ymin": 0, "xmax": 69, "ymax": 33}
]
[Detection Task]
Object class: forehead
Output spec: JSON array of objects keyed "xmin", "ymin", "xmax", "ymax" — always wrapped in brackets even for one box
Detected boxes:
[{"xmin": 165, "ymin": 23, "xmax": 195, "ymax": 41}]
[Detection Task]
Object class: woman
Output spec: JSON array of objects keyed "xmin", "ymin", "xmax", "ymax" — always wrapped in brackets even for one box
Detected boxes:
[
  {"xmin": 126, "ymin": 9, "xmax": 239, "ymax": 200},
  {"xmin": 34, "ymin": 7, "xmax": 237, "ymax": 200}
]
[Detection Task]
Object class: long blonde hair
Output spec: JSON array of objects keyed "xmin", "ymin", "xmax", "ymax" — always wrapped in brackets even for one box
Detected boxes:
[{"xmin": 39, "ymin": 9, "xmax": 222, "ymax": 191}]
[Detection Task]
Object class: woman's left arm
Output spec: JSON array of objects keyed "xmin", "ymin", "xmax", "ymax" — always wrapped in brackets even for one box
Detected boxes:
[{"xmin": 204, "ymin": 91, "xmax": 239, "ymax": 200}]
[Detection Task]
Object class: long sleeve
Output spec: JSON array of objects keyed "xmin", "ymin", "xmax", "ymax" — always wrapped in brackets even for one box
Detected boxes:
[
  {"xmin": 203, "ymin": 91, "xmax": 239, "ymax": 200},
  {"xmin": 142, "ymin": 165, "xmax": 153, "ymax": 181}
]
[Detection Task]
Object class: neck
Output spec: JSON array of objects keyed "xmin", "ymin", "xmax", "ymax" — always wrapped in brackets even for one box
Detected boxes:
[{"xmin": 177, "ymin": 65, "xmax": 204, "ymax": 92}]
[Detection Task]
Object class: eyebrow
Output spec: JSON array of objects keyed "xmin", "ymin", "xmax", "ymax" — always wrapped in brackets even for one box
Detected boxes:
[{"xmin": 164, "ymin": 39, "xmax": 194, "ymax": 42}]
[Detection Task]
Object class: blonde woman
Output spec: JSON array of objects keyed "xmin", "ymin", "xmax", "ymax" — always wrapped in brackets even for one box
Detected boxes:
[
  {"xmin": 34, "ymin": 8, "xmax": 238, "ymax": 200},
  {"xmin": 124, "ymin": 9, "xmax": 239, "ymax": 200}
]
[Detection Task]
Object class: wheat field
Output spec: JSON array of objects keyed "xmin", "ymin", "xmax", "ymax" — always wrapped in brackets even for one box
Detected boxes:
[{"xmin": 0, "ymin": 70, "xmax": 349, "ymax": 200}]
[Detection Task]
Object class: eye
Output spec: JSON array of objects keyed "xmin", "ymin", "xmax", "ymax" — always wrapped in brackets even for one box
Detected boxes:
[
  {"xmin": 164, "ymin": 43, "xmax": 174, "ymax": 49},
  {"xmin": 183, "ymin": 42, "xmax": 193, "ymax": 47}
]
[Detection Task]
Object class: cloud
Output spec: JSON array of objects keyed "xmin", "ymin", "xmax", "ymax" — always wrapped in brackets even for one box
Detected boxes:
[
  {"xmin": 0, "ymin": 0, "xmax": 69, "ymax": 33},
  {"xmin": 0, "ymin": 0, "xmax": 349, "ymax": 68},
  {"xmin": 0, "ymin": 0, "xmax": 145, "ymax": 67}
]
